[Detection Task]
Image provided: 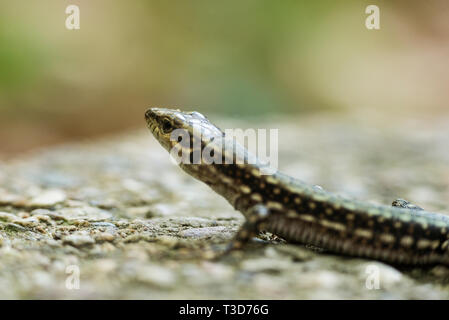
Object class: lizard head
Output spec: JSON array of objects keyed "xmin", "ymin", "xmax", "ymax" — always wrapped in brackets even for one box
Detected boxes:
[
  {"xmin": 145, "ymin": 107, "xmax": 274, "ymax": 201},
  {"xmin": 145, "ymin": 107, "xmax": 225, "ymax": 154},
  {"xmin": 145, "ymin": 107, "xmax": 251, "ymax": 203}
]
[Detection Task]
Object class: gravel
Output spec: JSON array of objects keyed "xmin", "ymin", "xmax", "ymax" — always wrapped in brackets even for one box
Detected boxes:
[{"xmin": 0, "ymin": 113, "xmax": 449, "ymax": 299}]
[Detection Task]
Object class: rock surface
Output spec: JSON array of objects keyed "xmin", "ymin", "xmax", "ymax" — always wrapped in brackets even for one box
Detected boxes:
[{"xmin": 0, "ymin": 113, "xmax": 449, "ymax": 299}]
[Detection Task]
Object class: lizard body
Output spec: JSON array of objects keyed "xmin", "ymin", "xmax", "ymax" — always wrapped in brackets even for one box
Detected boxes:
[{"xmin": 145, "ymin": 108, "xmax": 449, "ymax": 265}]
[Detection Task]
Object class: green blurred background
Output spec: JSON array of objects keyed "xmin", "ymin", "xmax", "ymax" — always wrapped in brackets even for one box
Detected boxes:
[{"xmin": 0, "ymin": 0, "xmax": 448, "ymax": 155}]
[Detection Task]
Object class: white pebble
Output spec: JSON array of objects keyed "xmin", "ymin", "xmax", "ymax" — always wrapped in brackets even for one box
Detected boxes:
[{"xmin": 28, "ymin": 190, "xmax": 67, "ymax": 207}]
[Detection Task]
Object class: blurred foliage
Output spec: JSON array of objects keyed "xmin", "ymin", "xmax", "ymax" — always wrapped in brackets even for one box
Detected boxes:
[
  {"xmin": 0, "ymin": 20, "xmax": 51, "ymax": 107},
  {"xmin": 0, "ymin": 0, "xmax": 448, "ymax": 154}
]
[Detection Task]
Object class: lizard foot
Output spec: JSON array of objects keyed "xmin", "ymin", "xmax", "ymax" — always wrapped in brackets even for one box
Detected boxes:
[
  {"xmin": 202, "ymin": 204, "xmax": 271, "ymax": 260},
  {"xmin": 392, "ymin": 198, "xmax": 424, "ymax": 211}
]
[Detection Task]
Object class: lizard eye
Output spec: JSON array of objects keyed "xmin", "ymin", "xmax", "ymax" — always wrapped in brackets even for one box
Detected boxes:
[{"xmin": 161, "ymin": 118, "xmax": 174, "ymax": 134}]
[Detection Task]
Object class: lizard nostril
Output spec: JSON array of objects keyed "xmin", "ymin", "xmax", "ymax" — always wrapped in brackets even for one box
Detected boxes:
[{"xmin": 145, "ymin": 109, "xmax": 155, "ymax": 121}]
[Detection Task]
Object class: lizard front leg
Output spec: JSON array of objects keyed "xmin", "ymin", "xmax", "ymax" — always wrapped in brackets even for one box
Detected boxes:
[
  {"xmin": 202, "ymin": 204, "xmax": 271, "ymax": 260},
  {"xmin": 226, "ymin": 204, "xmax": 271, "ymax": 251}
]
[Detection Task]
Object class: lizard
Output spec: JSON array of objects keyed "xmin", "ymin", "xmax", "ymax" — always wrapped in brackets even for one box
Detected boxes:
[{"xmin": 145, "ymin": 107, "xmax": 449, "ymax": 266}]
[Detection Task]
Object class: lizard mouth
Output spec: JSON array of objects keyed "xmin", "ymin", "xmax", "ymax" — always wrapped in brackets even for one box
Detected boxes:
[
  {"xmin": 149, "ymin": 122, "xmax": 159, "ymax": 136},
  {"xmin": 145, "ymin": 109, "xmax": 159, "ymax": 134}
]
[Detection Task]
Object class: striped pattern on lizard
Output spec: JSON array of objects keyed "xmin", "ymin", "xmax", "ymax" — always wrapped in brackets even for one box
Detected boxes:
[{"xmin": 145, "ymin": 107, "xmax": 449, "ymax": 266}]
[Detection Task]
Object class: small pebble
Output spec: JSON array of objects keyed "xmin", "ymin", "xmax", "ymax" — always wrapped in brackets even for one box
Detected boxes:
[
  {"xmin": 63, "ymin": 233, "xmax": 95, "ymax": 247},
  {"xmin": 126, "ymin": 206, "xmax": 153, "ymax": 217},
  {"xmin": 28, "ymin": 190, "xmax": 67, "ymax": 207},
  {"xmin": 297, "ymin": 270, "xmax": 342, "ymax": 290},
  {"xmin": 148, "ymin": 203, "xmax": 175, "ymax": 217},
  {"xmin": 0, "ymin": 212, "xmax": 18, "ymax": 222},
  {"xmin": 17, "ymin": 212, "xmax": 30, "ymax": 219},
  {"xmin": 31, "ymin": 209, "xmax": 65, "ymax": 221},
  {"xmin": 33, "ymin": 215, "xmax": 52, "ymax": 224},
  {"xmin": 30, "ymin": 209, "xmax": 53, "ymax": 216},
  {"xmin": 135, "ymin": 265, "xmax": 176, "ymax": 288},
  {"xmin": 5, "ymin": 223, "xmax": 28, "ymax": 232},
  {"xmin": 0, "ymin": 191, "xmax": 23, "ymax": 205},
  {"xmin": 59, "ymin": 206, "xmax": 112, "ymax": 221},
  {"xmin": 12, "ymin": 217, "xmax": 39, "ymax": 227},
  {"xmin": 95, "ymin": 232, "xmax": 115, "ymax": 242},
  {"xmin": 273, "ymin": 244, "xmax": 315, "ymax": 261},
  {"xmin": 241, "ymin": 258, "xmax": 293, "ymax": 273},
  {"xmin": 91, "ymin": 222, "xmax": 117, "ymax": 229},
  {"xmin": 179, "ymin": 226, "xmax": 232, "ymax": 239}
]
